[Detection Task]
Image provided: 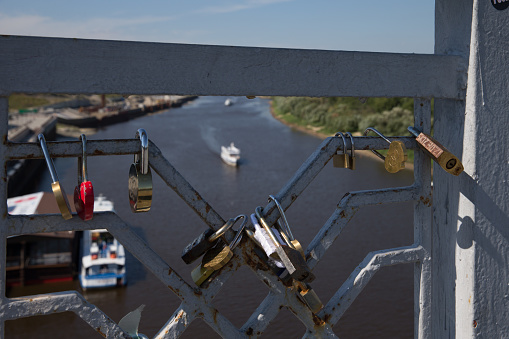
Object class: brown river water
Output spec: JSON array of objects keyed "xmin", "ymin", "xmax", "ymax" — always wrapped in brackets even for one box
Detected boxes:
[{"xmin": 6, "ymin": 96, "xmax": 415, "ymax": 338}]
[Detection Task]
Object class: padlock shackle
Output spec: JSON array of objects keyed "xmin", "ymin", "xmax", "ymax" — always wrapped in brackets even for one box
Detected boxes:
[
  {"xmin": 345, "ymin": 132, "xmax": 355, "ymax": 158},
  {"xmin": 135, "ymin": 128, "xmax": 149, "ymax": 175},
  {"xmin": 407, "ymin": 126, "xmax": 422, "ymax": 138},
  {"xmin": 255, "ymin": 206, "xmax": 282, "ymax": 249},
  {"xmin": 38, "ymin": 134, "xmax": 59, "ymax": 183},
  {"xmin": 229, "ymin": 214, "xmax": 247, "ymax": 250},
  {"xmin": 363, "ymin": 127, "xmax": 390, "ymax": 161},
  {"xmin": 79, "ymin": 134, "xmax": 88, "ymax": 182},
  {"xmin": 334, "ymin": 131, "xmax": 348, "ymax": 156},
  {"xmin": 208, "ymin": 218, "xmax": 235, "ymax": 243},
  {"xmin": 268, "ymin": 195, "xmax": 294, "ymax": 241}
]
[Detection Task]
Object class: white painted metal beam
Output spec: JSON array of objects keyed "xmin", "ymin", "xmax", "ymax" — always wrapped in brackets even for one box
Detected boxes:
[{"xmin": 0, "ymin": 35, "xmax": 465, "ymax": 99}]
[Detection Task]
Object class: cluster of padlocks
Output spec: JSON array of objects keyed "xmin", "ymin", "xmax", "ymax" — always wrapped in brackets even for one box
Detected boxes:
[
  {"xmin": 178, "ymin": 125, "xmax": 464, "ymax": 315},
  {"xmin": 38, "ymin": 128, "xmax": 154, "ymax": 221},
  {"xmin": 37, "ymin": 124, "xmax": 463, "ymax": 318}
]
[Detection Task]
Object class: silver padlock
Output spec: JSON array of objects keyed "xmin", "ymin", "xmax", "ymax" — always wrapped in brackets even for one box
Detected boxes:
[{"xmin": 128, "ymin": 129, "xmax": 153, "ymax": 212}]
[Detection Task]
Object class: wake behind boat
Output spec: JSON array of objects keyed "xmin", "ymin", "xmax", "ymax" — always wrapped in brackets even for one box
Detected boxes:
[{"xmin": 221, "ymin": 142, "xmax": 240, "ymax": 166}]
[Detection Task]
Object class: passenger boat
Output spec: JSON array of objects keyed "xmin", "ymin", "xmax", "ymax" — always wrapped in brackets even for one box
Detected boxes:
[
  {"xmin": 221, "ymin": 142, "xmax": 240, "ymax": 166},
  {"xmin": 79, "ymin": 195, "xmax": 127, "ymax": 290}
]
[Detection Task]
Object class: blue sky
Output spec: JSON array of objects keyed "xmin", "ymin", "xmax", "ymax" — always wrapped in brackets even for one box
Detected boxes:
[{"xmin": 0, "ymin": 1, "xmax": 435, "ymax": 53}]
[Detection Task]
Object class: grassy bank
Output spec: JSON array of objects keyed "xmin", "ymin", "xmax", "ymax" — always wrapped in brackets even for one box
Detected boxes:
[{"xmin": 270, "ymin": 96, "xmax": 427, "ymax": 163}]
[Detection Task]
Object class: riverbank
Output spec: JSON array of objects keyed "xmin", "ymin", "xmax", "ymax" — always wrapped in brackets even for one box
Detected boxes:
[{"xmin": 269, "ymin": 99, "xmax": 415, "ymax": 170}]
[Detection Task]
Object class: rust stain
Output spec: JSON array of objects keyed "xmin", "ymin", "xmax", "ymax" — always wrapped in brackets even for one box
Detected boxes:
[
  {"xmin": 339, "ymin": 210, "xmax": 347, "ymax": 218},
  {"xmin": 419, "ymin": 195, "xmax": 432, "ymax": 207},
  {"xmin": 168, "ymin": 268, "xmax": 173, "ymax": 275},
  {"xmin": 176, "ymin": 309, "xmax": 185, "ymax": 320},
  {"xmin": 93, "ymin": 149, "xmax": 106, "ymax": 156},
  {"xmin": 291, "ymin": 193, "xmax": 298, "ymax": 202},
  {"xmin": 246, "ymin": 327, "xmax": 253, "ymax": 336},
  {"xmin": 212, "ymin": 308, "xmax": 218, "ymax": 323},
  {"xmin": 312, "ymin": 313, "xmax": 326, "ymax": 327},
  {"xmin": 473, "ymin": 320, "xmax": 478, "ymax": 328},
  {"xmin": 96, "ymin": 327, "xmax": 106, "ymax": 338},
  {"xmin": 323, "ymin": 313, "xmax": 331, "ymax": 323}
]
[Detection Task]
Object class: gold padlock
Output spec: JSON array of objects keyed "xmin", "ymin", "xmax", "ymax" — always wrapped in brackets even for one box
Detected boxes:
[
  {"xmin": 294, "ymin": 281, "xmax": 324, "ymax": 314},
  {"xmin": 408, "ymin": 126, "xmax": 464, "ymax": 176},
  {"xmin": 38, "ymin": 134, "xmax": 72, "ymax": 220},
  {"xmin": 363, "ymin": 127, "xmax": 407, "ymax": 173},
  {"xmin": 129, "ymin": 129, "xmax": 153, "ymax": 212},
  {"xmin": 332, "ymin": 132, "xmax": 350, "ymax": 169}
]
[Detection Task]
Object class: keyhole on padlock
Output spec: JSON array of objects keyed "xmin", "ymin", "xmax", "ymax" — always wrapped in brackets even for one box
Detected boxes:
[{"xmin": 446, "ymin": 159, "xmax": 457, "ymax": 169}]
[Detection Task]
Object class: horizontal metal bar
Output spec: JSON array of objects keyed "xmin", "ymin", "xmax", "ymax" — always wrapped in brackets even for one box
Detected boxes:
[
  {"xmin": 6, "ymin": 139, "xmax": 140, "ymax": 160},
  {"xmin": 0, "ymin": 35, "xmax": 465, "ymax": 99},
  {"xmin": 320, "ymin": 245, "xmax": 424, "ymax": 326},
  {"xmin": 6, "ymin": 136, "xmax": 419, "ymax": 160},
  {"xmin": 1, "ymin": 291, "xmax": 129, "ymax": 338}
]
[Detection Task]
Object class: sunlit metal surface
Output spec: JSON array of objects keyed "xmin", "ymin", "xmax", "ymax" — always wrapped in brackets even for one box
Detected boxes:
[{"xmin": 0, "ymin": 36, "xmax": 435, "ymax": 338}]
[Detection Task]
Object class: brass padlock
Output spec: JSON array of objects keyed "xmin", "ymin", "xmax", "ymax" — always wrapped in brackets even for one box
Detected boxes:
[
  {"xmin": 363, "ymin": 127, "xmax": 407, "ymax": 173},
  {"xmin": 129, "ymin": 129, "xmax": 152, "ymax": 212},
  {"xmin": 345, "ymin": 132, "xmax": 356, "ymax": 170},
  {"xmin": 191, "ymin": 215, "xmax": 247, "ymax": 286},
  {"xmin": 38, "ymin": 134, "xmax": 72, "ymax": 220},
  {"xmin": 332, "ymin": 132, "xmax": 349, "ymax": 169},
  {"xmin": 294, "ymin": 281, "xmax": 324, "ymax": 314},
  {"xmin": 408, "ymin": 126, "xmax": 464, "ymax": 176}
]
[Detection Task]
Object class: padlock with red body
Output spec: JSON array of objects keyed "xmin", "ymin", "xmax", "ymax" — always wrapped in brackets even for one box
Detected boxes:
[{"xmin": 74, "ymin": 134, "xmax": 94, "ymax": 220}]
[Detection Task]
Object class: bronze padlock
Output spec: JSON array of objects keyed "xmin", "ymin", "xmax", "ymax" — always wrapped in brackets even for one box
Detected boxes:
[
  {"xmin": 408, "ymin": 126, "xmax": 464, "ymax": 176},
  {"xmin": 129, "ymin": 129, "xmax": 152, "ymax": 212},
  {"xmin": 363, "ymin": 127, "xmax": 407, "ymax": 173},
  {"xmin": 332, "ymin": 132, "xmax": 350, "ymax": 168}
]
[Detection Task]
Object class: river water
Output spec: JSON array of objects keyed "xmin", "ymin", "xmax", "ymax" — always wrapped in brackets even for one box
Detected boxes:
[{"xmin": 6, "ymin": 96, "xmax": 415, "ymax": 338}]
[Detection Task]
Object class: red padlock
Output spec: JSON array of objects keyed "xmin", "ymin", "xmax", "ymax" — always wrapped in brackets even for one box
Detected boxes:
[{"xmin": 74, "ymin": 134, "xmax": 94, "ymax": 221}]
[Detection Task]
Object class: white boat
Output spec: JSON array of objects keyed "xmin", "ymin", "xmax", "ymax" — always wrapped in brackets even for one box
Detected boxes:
[
  {"xmin": 79, "ymin": 195, "xmax": 127, "ymax": 290},
  {"xmin": 224, "ymin": 98, "xmax": 233, "ymax": 106},
  {"xmin": 221, "ymin": 142, "xmax": 241, "ymax": 166}
]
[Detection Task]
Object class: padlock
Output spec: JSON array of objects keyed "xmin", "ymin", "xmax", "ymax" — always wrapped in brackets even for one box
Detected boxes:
[
  {"xmin": 294, "ymin": 281, "xmax": 324, "ymax": 314},
  {"xmin": 129, "ymin": 129, "xmax": 152, "ymax": 212},
  {"xmin": 250, "ymin": 213, "xmax": 285, "ymax": 265},
  {"xmin": 181, "ymin": 218, "xmax": 235, "ymax": 264},
  {"xmin": 255, "ymin": 206, "xmax": 315, "ymax": 283},
  {"xmin": 363, "ymin": 127, "xmax": 407, "ymax": 173},
  {"xmin": 345, "ymin": 132, "xmax": 356, "ymax": 170},
  {"xmin": 332, "ymin": 132, "xmax": 350, "ymax": 168},
  {"xmin": 191, "ymin": 215, "xmax": 247, "ymax": 286},
  {"xmin": 38, "ymin": 134, "xmax": 72, "ymax": 220},
  {"xmin": 74, "ymin": 134, "xmax": 94, "ymax": 221},
  {"xmin": 408, "ymin": 126, "xmax": 464, "ymax": 176},
  {"xmin": 267, "ymin": 195, "xmax": 305, "ymax": 259}
]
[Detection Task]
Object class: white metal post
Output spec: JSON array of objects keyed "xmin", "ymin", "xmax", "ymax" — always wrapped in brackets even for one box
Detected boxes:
[{"xmin": 434, "ymin": 0, "xmax": 509, "ymax": 337}]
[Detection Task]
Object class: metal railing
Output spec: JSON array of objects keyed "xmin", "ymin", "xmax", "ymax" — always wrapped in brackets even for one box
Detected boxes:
[{"xmin": 0, "ymin": 35, "xmax": 465, "ymax": 338}]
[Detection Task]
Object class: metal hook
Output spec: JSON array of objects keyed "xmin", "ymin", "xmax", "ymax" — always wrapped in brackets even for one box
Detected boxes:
[
  {"xmin": 363, "ymin": 127, "xmax": 391, "ymax": 161},
  {"xmin": 135, "ymin": 129, "xmax": 149, "ymax": 175}
]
